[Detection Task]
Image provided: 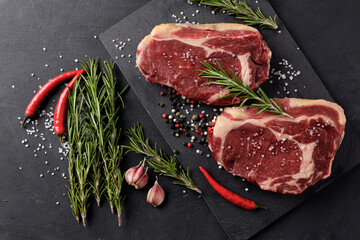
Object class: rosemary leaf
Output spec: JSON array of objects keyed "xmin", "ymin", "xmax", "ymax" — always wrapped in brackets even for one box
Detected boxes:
[
  {"xmin": 124, "ymin": 124, "xmax": 202, "ymax": 194},
  {"xmin": 191, "ymin": 0, "xmax": 278, "ymax": 29},
  {"xmin": 199, "ymin": 61, "xmax": 292, "ymax": 118}
]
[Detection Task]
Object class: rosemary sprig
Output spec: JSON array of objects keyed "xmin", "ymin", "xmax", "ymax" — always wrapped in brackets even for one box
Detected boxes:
[
  {"xmin": 124, "ymin": 124, "xmax": 202, "ymax": 194},
  {"xmin": 66, "ymin": 79, "xmax": 86, "ymax": 225},
  {"xmin": 199, "ymin": 61, "xmax": 292, "ymax": 118},
  {"xmin": 191, "ymin": 0, "xmax": 278, "ymax": 29},
  {"xmin": 79, "ymin": 59, "xmax": 105, "ymax": 207},
  {"xmin": 102, "ymin": 60, "xmax": 126, "ymax": 226}
]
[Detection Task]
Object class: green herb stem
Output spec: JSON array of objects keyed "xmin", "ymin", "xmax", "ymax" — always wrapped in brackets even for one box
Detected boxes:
[
  {"xmin": 124, "ymin": 124, "xmax": 202, "ymax": 195},
  {"xmin": 191, "ymin": 0, "xmax": 278, "ymax": 29},
  {"xmin": 199, "ymin": 61, "xmax": 292, "ymax": 118}
]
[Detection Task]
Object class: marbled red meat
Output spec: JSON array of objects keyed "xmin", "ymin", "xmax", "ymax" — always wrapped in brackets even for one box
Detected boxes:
[
  {"xmin": 136, "ymin": 23, "xmax": 271, "ymax": 105},
  {"xmin": 207, "ymin": 98, "xmax": 346, "ymax": 194}
]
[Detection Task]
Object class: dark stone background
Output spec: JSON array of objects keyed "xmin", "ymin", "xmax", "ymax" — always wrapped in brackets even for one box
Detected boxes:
[{"xmin": 0, "ymin": 0, "xmax": 359, "ymax": 239}]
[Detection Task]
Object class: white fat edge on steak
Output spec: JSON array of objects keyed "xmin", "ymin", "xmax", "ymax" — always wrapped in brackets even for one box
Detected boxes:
[{"xmin": 212, "ymin": 100, "xmax": 345, "ymax": 193}]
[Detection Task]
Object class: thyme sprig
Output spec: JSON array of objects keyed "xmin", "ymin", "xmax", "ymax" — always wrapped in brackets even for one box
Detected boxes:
[
  {"xmin": 199, "ymin": 61, "xmax": 292, "ymax": 118},
  {"xmin": 191, "ymin": 0, "xmax": 278, "ymax": 29},
  {"xmin": 124, "ymin": 124, "xmax": 202, "ymax": 194}
]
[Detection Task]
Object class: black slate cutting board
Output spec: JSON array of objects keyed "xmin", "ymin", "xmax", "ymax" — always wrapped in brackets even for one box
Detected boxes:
[{"xmin": 100, "ymin": 0, "xmax": 360, "ymax": 239}]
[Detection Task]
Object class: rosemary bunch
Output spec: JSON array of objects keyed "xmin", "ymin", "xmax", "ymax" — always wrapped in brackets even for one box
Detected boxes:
[
  {"xmin": 199, "ymin": 61, "xmax": 292, "ymax": 118},
  {"xmin": 80, "ymin": 59, "xmax": 127, "ymax": 225},
  {"xmin": 124, "ymin": 124, "xmax": 202, "ymax": 194},
  {"xmin": 191, "ymin": 0, "xmax": 278, "ymax": 29}
]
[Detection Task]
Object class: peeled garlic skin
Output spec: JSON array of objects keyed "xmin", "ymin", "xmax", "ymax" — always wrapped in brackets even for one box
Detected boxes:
[{"xmin": 147, "ymin": 179, "xmax": 165, "ymax": 207}]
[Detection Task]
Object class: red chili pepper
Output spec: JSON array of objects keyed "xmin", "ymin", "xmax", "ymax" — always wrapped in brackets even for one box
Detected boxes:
[
  {"xmin": 54, "ymin": 73, "xmax": 81, "ymax": 143},
  {"xmin": 199, "ymin": 167, "xmax": 266, "ymax": 210},
  {"xmin": 21, "ymin": 69, "xmax": 85, "ymax": 127}
]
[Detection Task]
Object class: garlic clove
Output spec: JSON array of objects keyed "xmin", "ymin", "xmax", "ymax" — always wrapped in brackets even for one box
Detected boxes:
[
  {"xmin": 147, "ymin": 178, "xmax": 165, "ymax": 207},
  {"xmin": 132, "ymin": 161, "xmax": 146, "ymax": 185},
  {"xmin": 125, "ymin": 166, "xmax": 137, "ymax": 186},
  {"xmin": 134, "ymin": 167, "xmax": 149, "ymax": 189},
  {"xmin": 125, "ymin": 161, "xmax": 149, "ymax": 189}
]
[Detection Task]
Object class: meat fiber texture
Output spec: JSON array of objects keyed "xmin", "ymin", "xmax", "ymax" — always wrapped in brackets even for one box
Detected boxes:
[
  {"xmin": 136, "ymin": 23, "xmax": 271, "ymax": 105},
  {"xmin": 207, "ymin": 98, "xmax": 346, "ymax": 195}
]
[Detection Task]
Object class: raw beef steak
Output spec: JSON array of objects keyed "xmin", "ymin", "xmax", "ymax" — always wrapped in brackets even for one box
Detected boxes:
[
  {"xmin": 136, "ymin": 23, "xmax": 271, "ymax": 105},
  {"xmin": 207, "ymin": 98, "xmax": 346, "ymax": 194}
]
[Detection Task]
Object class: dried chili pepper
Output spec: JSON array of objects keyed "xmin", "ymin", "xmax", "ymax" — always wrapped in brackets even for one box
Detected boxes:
[
  {"xmin": 54, "ymin": 72, "xmax": 82, "ymax": 143},
  {"xmin": 21, "ymin": 69, "xmax": 85, "ymax": 127},
  {"xmin": 199, "ymin": 167, "xmax": 266, "ymax": 210}
]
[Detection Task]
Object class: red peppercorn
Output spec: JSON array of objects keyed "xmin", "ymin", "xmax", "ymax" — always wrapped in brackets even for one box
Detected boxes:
[
  {"xmin": 208, "ymin": 127, "xmax": 212, "ymax": 132},
  {"xmin": 190, "ymin": 100, "xmax": 195, "ymax": 104},
  {"xmin": 182, "ymin": 128, "xmax": 187, "ymax": 133},
  {"xmin": 200, "ymin": 132, "xmax": 204, "ymax": 136},
  {"xmin": 162, "ymin": 114, "xmax": 167, "ymax": 119},
  {"xmin": 160, "ymin": 91, "xmax": 165, "ymax": 96},
  {"xmin": 209, "ymin": 130, "xmax": 213, "ymax": 134},
  {"xmin": 211, "ymin": 122, "xmax": 215, "ymax": 127},
  {"xmin": 176, "ymin": 92, "xmax": 180, "ymax": 96},
  {"xmin": 175, "ymin": 124, "xmax": 180, "ymax": 128},
  {"xmin": 196, "ymin": 129, "xmax": 201, "ymax": 134},
  {"xmin": 187, "ymin": 143, "xmax": 192, "ymax": 148},
  {"xmin": 161, "ymin": 84, "xmax": 164, "ymax": 87},
  {"xmin": 168, "ymin": 88, "xmax": 172, "ymax": 92},
  {"xmin": 199, "ymin": 114, "xmax": 204, "ymax": 119}
]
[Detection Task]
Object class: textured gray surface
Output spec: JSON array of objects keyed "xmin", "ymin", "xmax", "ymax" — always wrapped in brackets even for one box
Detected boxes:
[{"xmin": 0, "ymin": 0, "xmax": 360, "ymax": 239}]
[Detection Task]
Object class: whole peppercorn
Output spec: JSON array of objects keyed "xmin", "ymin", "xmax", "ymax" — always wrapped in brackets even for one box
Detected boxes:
[
  {"xmin": 192, "ymin": 115, "xmax": 199, "ymax": 121},
  {"xmin": 160, "ymin": 91, "xmax": 166, "ymax": 96},
  {"xmin": 162, "ymin": 114, "xmax": 167, "ymax": 119},
  {"xmin": 199, "ymin": 114, "xmax": 204, "ymax": 119},
  {"xmin": 211, "ymin": 122, "xmax": 216, "ymax": 127},
  {"xmin": 173, "ymin": 149, "xmax": 179, "ymax": 154},
  {"xmin": 187, "ymin": 143, "xmax": 192, "ymax": 148},
  {"xmin": 158, "ymin": 102, "xmax": 164, "ymax": 107}
]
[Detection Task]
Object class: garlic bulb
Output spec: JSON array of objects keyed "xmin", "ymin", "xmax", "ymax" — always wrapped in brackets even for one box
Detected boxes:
[
  {"xmin": 125, "ymin": 161, "xmax": 149, "ymax": 189},
  {"xmin": 147, "ymin": 178, "xmax": 165, "ymax": 207}
]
